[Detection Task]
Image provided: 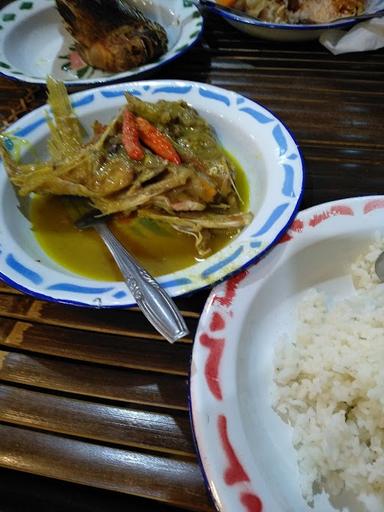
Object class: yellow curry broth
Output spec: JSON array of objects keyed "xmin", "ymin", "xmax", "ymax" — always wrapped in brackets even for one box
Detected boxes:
[{"xmin": 30, "ymin": 154, "xmax": 249, "ymax": 281}]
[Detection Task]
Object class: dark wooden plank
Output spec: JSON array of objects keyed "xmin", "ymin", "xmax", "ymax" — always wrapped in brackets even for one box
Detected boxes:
[
  {"xmin": 0, "ymin": 295, "xmax": 197, "ymax": 341},
  {"xmin": 22, "ymin": 301, "xmax": 198, "ymax": 340},
  {"xmin": 0, "ymin": 385, "xmax": 195, "ymax": 456},
  {"xmin": 0, "ymin": 467, "xmax": 196, "ymax": 512},
  {"xmin": 0, "ymin": 294, "xmax": 33, "ymax": 315},
  {"xmin": 0, "ymin": 320, "xmax": 191, "ymax": 375},
  {"xmin": 0, "ymin": 350, "xmax": 188, "ymax": 410},
  {"xmin": 0, "ymin": 424, "xmax": 212, "ymax": 511},
  {"xmin": 0, "ymin": 282, "xmax": 21, "ymax": 294}
]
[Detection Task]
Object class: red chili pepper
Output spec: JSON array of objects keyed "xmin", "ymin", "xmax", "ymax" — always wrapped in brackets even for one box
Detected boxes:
[
  {"xmin": 122, "ymin": 109, "xmax": 144, "ymax": 161},
  {"xmin": 136, "ymin": 116, "xmax": 181, "ymax": 165}
]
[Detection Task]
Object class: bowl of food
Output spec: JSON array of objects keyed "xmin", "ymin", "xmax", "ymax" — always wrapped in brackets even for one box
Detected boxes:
[
  {"xmin": 201, "ymin": 0, "xmax": 384, "ymax": 41},
  {"xmin": 190, "ymin": 195, "xmax": 384, "ymax": 511},
  {"xmin": 0, "ymin": 78, "xmax": 303, "ymax": 307},
  {"xmin": 0, "ymin": 0, "xmax": 203, "ymax": 85}
]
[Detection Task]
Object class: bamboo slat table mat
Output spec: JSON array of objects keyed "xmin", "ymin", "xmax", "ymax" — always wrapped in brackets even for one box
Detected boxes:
[{"xmin": 0, "ymin": 4, "xmax": 383, "ymax": 511}]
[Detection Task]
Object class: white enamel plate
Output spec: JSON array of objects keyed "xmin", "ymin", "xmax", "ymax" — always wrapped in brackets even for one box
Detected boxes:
[
  {"xmin": 190, "ymin": 195, "xmax": 384, "ymax": 512},
  {"xmin": 0, "ymin": 0, "xmax": 203, "ymax": 85},
  {"xmin": 0, "ymin": 79, "xmax": 304, "ymax": 307},
  {"xmin": 205, "ymin": 0, "xmax": 384, "ymax": 42}
]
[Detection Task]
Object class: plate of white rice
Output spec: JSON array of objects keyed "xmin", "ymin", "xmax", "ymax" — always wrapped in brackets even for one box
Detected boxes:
[{"xmin": 190, "ymin": 195, "xmax": 384, "ymax": 512}]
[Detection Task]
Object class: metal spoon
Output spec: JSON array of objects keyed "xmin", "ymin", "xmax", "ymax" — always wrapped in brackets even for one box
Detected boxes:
[
  {"xmin": 75, "ymin": 208, "xmax": 190, "ymax": 344},
  {"xmin": 375, "ymin": 251, "xmax": 384, "ymax": 282},
  {"xmin": 13, "ymin": 183, "xmax": 189, "ymax": 343}
]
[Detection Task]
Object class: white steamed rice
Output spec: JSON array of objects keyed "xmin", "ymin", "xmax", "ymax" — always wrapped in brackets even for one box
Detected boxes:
[{"xmin": 272, "ymin": 236, "xmax": 384, "ymax": 507}]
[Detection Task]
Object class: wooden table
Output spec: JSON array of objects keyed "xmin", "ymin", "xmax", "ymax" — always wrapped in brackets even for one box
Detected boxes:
[{"xmin": 0, "ymin": 6, "xmax": 383, "ymax": 511}]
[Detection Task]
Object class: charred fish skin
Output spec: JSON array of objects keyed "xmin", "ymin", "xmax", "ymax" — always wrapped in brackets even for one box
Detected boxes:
[{"xmin": 55, "ymin": 0, "xmax": 168, "ymax": 72}]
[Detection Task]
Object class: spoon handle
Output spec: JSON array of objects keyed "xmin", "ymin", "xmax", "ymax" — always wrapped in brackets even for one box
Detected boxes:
[{"xmin": 94, "ymin": 222, "xmax": 189, "ymax": 343}]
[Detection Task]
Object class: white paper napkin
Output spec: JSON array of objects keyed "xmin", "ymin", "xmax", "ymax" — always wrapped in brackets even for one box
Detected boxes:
[{"xmin": 319, "ymin": 17, "xmax": 384, "ymax": 54}]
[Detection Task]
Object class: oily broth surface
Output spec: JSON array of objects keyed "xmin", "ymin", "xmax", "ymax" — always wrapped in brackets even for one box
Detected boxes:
[{"xmin": 30, "ymin": 154, "xmax": 250, "ymax": 281}]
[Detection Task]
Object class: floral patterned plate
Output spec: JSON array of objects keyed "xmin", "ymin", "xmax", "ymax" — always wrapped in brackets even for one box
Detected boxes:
[
  {"xmin": 0, "ymin": 0, "xmax": 203, "ymax": 85},
  {"xmin": 0, "ymin": 79, "xmax": 303, "ymax": 307},
  {"xmin": 190, "ymin": 195, "xmax": 384, "ymax": 511}
]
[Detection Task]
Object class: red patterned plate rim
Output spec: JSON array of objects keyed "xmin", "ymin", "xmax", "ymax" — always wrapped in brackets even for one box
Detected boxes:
[{"xmin": 189, "ymin": 195, "xmax": 384, "ymax": 512}]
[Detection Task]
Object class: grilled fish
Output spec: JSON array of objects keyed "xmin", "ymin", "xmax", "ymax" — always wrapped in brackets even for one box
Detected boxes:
[{"xmin": 56, "ymin": 0, "xmax": 168, "ymax": 72}]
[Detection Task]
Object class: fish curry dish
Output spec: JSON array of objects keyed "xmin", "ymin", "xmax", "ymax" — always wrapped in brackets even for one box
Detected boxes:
[{"xmin": 0, "ymin": 78, "xmax": 252, "ymax": 279}]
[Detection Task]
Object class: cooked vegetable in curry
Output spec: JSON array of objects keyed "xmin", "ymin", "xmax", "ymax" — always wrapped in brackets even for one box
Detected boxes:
[{"xmin": 0, "ymin": 77, "xmax": 252, "ymax": 278}]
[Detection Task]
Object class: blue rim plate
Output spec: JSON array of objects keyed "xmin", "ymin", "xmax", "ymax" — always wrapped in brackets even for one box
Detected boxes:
[
  {"xmin": 0, "ymin": 0, "xmax": 203, "ymax": 85},
  {"xmin": 0, "ymin": 79, "xmax": 304, "ymax": 308},
  {"xmin": 204, "ymin": 0, "xmax": 384, "ymax": 41}
]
